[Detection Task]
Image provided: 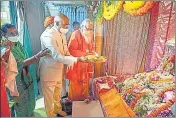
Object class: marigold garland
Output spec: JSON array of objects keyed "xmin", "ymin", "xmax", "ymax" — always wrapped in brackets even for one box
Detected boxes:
[
  {"xmin": 94, "ymin": 1, "xmax": 155, "ymax": 23},
  {"xmin": 103, "ymin": 1, "xmax": 123, "ymax": 20},
  {"xmin": 130, "ymin": 93, "xmax": 146, "ymax": 110},
  {"xmin": 123, "ymin": 1, "xmax": 154, "ymax": 16},
  {"xmin": 124, "ymin": 1, "xmax": 145, "ymax": 10},
  {"xmin": 158, "ymin": 86, "xmax": 175, "ymax": 97},
  {"xmin": 148, "ymin": 98, "xmax": 175, "ymax": 117},
  {"xmin": 150, "ymin": 79, "xmax": 173, "ymax": 84}
]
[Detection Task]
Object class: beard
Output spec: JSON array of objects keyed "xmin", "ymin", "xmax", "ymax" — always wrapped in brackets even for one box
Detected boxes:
[
  {"xmin": 83, "ymin": 33, "xmax": 93, "ymax": 43},
  {"xmin": 84, "ymin": 35, "xmax": 93, "ymax": 43}
]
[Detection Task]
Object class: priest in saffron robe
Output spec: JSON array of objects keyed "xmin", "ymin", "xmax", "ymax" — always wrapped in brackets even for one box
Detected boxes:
[{"xmin": 67, "ymin": 19, "xmax": 95, "ymax": 101}]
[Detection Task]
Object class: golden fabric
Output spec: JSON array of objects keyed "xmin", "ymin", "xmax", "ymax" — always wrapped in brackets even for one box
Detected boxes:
[
  {"xmin": 94, "ymin": 35, "xmax": 103, "ymax": 77},
  {"xmin": 94, "ymin": 24, "xmax": 103, "ymax": 77},
  {"xmin": 99, "ymin": 88, "xmax": 136, "ymax": 117}
]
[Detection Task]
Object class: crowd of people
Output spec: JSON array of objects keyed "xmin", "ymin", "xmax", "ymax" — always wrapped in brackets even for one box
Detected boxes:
[{"xmin": 1, "ymin": 13, "xmax": 96, "ymax": 117}]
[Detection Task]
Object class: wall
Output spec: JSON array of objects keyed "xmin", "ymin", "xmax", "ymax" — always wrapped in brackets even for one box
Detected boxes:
[
  {"xmin": 1, "ymin": 1, "xmax": 11, "ymax": 24},
  {"xmin": 24, "ymin": 1, "xmax": 45, "ymax": 55}
]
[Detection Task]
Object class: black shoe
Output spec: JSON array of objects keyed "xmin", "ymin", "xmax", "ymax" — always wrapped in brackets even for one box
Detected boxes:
[
  {"xmin": 62, "ymin": 92, "xmax": 68, "ymax": 99},
  {"xmin": 62, "ymin": 96, "xmax": 67, "ymax": 99},
  {"xmin": 56, "ymin": 114, "xmax": 64, "ymax": 117}
]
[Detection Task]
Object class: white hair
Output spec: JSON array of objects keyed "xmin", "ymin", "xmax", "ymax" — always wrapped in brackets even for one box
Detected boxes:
[
  {"xmin": 54, "ymin": 15, "xmax": 60, "ymax": 26},
  {"xmin": 81, "ymin": 19, "xmax": 93, "ymax": 30}
]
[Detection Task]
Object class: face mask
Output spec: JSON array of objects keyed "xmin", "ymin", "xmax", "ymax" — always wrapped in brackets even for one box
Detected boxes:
[
  {"xmin": 8, "ymin": 36, "xmax": 19, "ymax": 42},
  {"xmin": 60, "ymin": 28, "xmax": 69, "ymax": 34}
]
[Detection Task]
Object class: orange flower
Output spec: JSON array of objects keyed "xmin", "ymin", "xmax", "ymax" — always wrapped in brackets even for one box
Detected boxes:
[
  {"xmin": 148, "ymin": 98, "xmax": 175, "ymax": 117},
  {"xmin": 44, "ymin": 16, "xmax": 54, "ymax": 27},
  {"xmin": 158, "ymin": 86, "xmax": 175, "ymax": 97},
  {"xmin": 124, "ymin": 2, "xmax": 155, "ymax": 16}
]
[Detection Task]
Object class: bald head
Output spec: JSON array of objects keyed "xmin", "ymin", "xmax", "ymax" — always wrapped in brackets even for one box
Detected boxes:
[{"xmin": 54, "ymin": 13, "xmax": 69, "ymax": 29}]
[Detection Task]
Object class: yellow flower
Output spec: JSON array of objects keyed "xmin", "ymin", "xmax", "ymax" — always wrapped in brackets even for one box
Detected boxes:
[
  {"xmin": 124, "ymin": 1, "xmax": 145, "ymax": 10},
  {"xmin": 123, "ymin": 2, "xmax": 154, "ymax": 16},
  {"xmin": 103, "ymin": 1, "xmax": 123, "ymax": 20}
]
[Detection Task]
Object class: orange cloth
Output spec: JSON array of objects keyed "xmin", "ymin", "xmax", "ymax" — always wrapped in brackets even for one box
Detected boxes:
[
  {"xmin": 66, "ymin": 30, "xmax": 94, "ymax": 101},
  {"xmin": 1, "ymin": 61, "xmax": 10, "ymax": 117},
  {"xmin": 99, "ymin": 88, "xmax": 136, "ymax": 117},
  {"xmin": 44, "ymin": 16, "xmax": 54, "ymax": 27}
]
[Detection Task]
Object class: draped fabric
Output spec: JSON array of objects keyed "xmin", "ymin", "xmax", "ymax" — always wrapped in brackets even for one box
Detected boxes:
[
  {"xmin": 101, "ymin": 11, "xmax": 150, "ymax": 76},
  {"xmin": 23, "ymin": 20, "xmax": 38, "ymax": 98},
  {"xmin": 145, "ymin": 1, "xmax": 175, "ymax": 71},
  {"xmin": 1, "ymin": 61, "xmax": 11, "ymax": 117},
  {"xmin": 58, "ymin": 5, "xmax": 88, "ymax": 37},
  {"xmin": 23, "ymin": 1, "xmax": 46, "ymax": 98},
  {"xmin": 9, "ymin": 1, "xmax": 18, "ymax": 27},
  {"xmin": 24, "ymin": 1, "xmax": 45, "ymax": 55}
]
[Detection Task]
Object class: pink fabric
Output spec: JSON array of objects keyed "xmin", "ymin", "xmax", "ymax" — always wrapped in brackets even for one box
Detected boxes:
[
  {"xmin": 145, "ymin": 2, "xmax": 160, "ymax": 71},
  {"xmin": 145, "ymin": 1, "xmax": 175, "ymax": 71},
  {"xmin": 102, "ymin": 10, "xmax": 150, "ymax": 76}
]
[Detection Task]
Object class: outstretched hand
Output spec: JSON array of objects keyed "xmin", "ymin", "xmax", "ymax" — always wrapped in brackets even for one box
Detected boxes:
[{"xmin": 35, "ymin": 48, "xmax": 50, "ymax": 59}]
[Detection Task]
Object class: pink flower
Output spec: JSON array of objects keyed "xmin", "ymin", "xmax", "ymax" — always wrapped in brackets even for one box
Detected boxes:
[{"xmin": 163, "ymin": 91, "xmax": 175, "ymax": 102}]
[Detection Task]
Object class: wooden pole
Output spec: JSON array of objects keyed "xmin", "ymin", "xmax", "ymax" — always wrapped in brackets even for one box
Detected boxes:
[{"xmin": 94, "ymin": 23, "xmax": 103, "ymax": 77}]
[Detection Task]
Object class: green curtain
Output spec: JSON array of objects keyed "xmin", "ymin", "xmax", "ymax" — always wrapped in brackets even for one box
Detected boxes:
[
  {"xmin": 23, "ymin": 20, "xmax": 38, "ymax": 99},
  {"xmin": 9, "ymin": 1, "xmax": 17, "ymax": 26}
]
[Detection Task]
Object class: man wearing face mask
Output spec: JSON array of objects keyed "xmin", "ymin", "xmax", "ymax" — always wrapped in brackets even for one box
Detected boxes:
[
  {"xmin": 39, "ymin": 13, "xmax": 87, "ymax": 117},
  {"xmin": 66, "ymin": 19, "xmax": 96, "ymax": 101},
  {"xmin": 1, "ymin": 23, "xmax": 50, "ymax": 117}
]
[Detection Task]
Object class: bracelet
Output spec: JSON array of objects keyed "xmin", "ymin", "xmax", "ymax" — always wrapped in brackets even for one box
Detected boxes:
[{"xmin": 34, "ymin": 55, "xmax": 39, "ymax": 60}]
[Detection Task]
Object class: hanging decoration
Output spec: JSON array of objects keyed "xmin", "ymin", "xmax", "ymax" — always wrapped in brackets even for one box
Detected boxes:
[
  {"xmin": 95, "ymin": 2, "xmax": 103, "ymax": 25},
  {"xmin": 85, "ymin": 1, "xmax": 155, "ymax": 23},
  {"xmin": 85, "ymin": 1, "xmax": 98, "ymax": 12},
  {"xmin": 123, "ymin": 1, "xmax": 145, "ymax": 10},
  {"xmin": 123, "ymin": 1, "xmax": 155, "ymax": 16},
  {"xmin": 103, "ymin": 1, "xmax": 123, "ymax": 20}
]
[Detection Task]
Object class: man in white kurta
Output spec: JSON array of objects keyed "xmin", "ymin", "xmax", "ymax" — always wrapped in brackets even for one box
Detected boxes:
[{"xmin": 39, "ymin": 14, "xmax": 86, "ymax": 117}]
